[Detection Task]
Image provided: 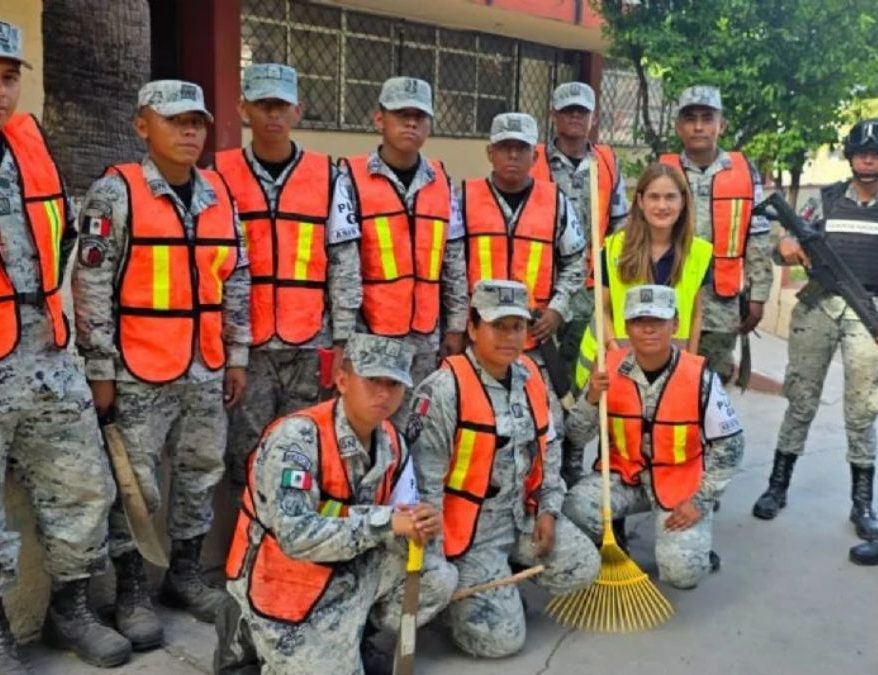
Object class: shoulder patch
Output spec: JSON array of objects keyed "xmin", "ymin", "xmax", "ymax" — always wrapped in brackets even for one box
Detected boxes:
[{"xmin": 78, "ymin": 237, "xmax": 107, "ymax": 267}]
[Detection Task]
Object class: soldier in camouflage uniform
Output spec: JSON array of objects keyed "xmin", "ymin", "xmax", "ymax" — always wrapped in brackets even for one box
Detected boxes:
[
  {"xmin": 72, "ymin": 81, "xmax": 251, "ymax": 647},
  {"xmin": 339, "ymin": 77, "xmax": 469, "ymax": 427},
  {"xmin": 409, "ymin": 280, "xmax": 599, "ymax": 658},
  {"xmin": 0, "ymin": 22, "xmax": 132, "ymax": 672},
  {"xmin": 217, "ymin": 64, "xmax": 361, "ymax": 486},
  {"xmin": 754, "ymin": 119, "xmax": 878, "ymax": 550},
  {"xmin": 535, "ymin": 82, "xmax": 629, "ymax": 369},
  {"xmin": 218, "ymin": 333, "xmax": 456, "ymax": 675},
  {"xmin": 662, "ymin": 86, "xmax": 773, "ymax": 383},
  {"xmin": 564, "ymin": 286, "xmax": 744, "ymax": 589}
]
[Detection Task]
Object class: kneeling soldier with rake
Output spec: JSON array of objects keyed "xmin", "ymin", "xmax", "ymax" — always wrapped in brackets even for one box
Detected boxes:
[
  {"xmin": 563, "ymin": 285, "xmax": 744, "ymax": 596},
  {"xmin": 408, "ymin": 280, "xmax": 599, "ymax": 658}
]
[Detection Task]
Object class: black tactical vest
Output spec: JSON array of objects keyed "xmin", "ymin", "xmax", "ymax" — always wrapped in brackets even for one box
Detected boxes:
[{"xmin": 820, "ymin": 181, "xmax": 878, "ymax": 293}]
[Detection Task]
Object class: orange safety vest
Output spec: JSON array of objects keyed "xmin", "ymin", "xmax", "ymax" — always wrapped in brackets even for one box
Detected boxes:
[
  {"xmin": 0, "ymin": 113, "xmax": 70, "ymax": 358},
  {"xmin": 660, "ymin": 152, "xmax": 754, "ymax": 298},
  {"xmin": 225, "ymin": 399, "xmax": 403, "ymax": 624},
  {"xmin": 343, "ymin": 155, "xmax": 450, "ymax": 337},
  {"xmin": 442, "ymin": 353, "xmax": 549, "ymax": 559},
  {"xmin": 112, "ymin": 163, "xmax": 239, "ymax": 384},
  {"xmin": 215, "ymin": 148, "xmax": 331, "ymax": 346},
  {"xmin": 462, "ymin": 178, "xmax": 557, "ymax": 349},
  {"xmin": 532, "ymin": 142, "xmax": 618, "ymax": 242},
  {"xmin": 601, "ymin": 348, "xmax": 706, "ymax": 510}
]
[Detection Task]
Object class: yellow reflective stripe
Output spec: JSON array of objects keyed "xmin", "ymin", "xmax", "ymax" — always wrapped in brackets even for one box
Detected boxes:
[
  {"xmin": 726, "ymin": 199, "xmax": 741, "ymax": 256},
  {"xmin": 152, "ymin": 246, "xmax": 171, "ymax": 310},
  {"xmin": 375, "ymin": 217, "xmax": 397, "ymax": 279},
  {"xmin": 672, "ymin": 425, "xmax": 688, "ymax": 464},
  {"xmin": 477, "ymin": 235, "xmax": 493, "ymax": 280},
  {"xmin": 447, "ymin": 429, "xmax": 476, "ymax": 491},
  {"xmin": 211, "ymin": 246, "xmax": 230, "ymax": 300},
  {"xmin": 43, "ymin": 199, "xmax": 62, "ymax": 287},
  {"xmin": 319, "ymin": 500, "xmax": 343, "ymax": 517},
  {"xmin": 428, "ymin": 220, "xmax": 443, "ymax": 280},
  {"xmin": 573, "ymin": 327, "xmax": 598, "ymax": 392},
  {"xmin": 294, "ymin": 222, "xmax": 313, "ymax": 280},
  {"xmin": 524, "ymin": 241, "xmax": 543, "ymax": 296},
  {"xmin": 612, "ymin": 417, "xmax": 629, "ymax": 460}
]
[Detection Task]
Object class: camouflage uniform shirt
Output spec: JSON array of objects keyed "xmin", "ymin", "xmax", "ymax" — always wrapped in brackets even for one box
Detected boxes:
[{"xmin": 72, "ymin": 156, "xmax": 251, "ymax": 382}]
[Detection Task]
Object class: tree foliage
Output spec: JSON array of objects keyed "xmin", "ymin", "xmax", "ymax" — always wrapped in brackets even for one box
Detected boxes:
[{"xmin": 597, "ymin": 0, "xmax": 878, "ymax": 194}]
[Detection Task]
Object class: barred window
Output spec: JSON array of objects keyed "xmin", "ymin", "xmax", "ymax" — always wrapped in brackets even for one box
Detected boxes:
[
  {"xmin": 598, "ymin": 59, "xmax": 671, "ymax": 148},
  {"xmin": 241, "ymin": 0, "xmax": 582, "ymax": 140}
]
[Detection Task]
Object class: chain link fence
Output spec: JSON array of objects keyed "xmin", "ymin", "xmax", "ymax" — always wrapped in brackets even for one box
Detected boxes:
[
  {"xmin": 598, "ymin": 59, "xmax": 672, "ymax": 148},
  {"xmin": 241, "ymin": 0, "xmax": 582, "ymax": 141}
]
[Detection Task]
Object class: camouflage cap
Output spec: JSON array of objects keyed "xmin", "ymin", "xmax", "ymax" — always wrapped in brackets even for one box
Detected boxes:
[
  {"xmin": 471, "ymin": 280, "xmax": 531, "ymax": 323},
  {"xmin": 378, "ymin": 77, "xmax": 433, "ymax": 116},
  {"xmin": 623, "ymin": 285, "xmax": 677, "ymax": 321},
  {"xmin": 678, "ymin": 85, "xmax": 722, "ymax": 112},
  {"xmin": 490, "ymin": 112, "xmax": 539, "ymax": 146},
  {"xmin": 137, "ymin": 80, "xmax": 214, "ymax": 122},
  {"xmin": 243, "ymin": 63, "xmax": 298, "ymax": 104},
  {"xmin": 344, "ymin": 333, "xmax": 415, "ymax": 388},
  {"xmin": 552, "ymin": 82, "xmax": 595, "ymax": 112},
  {"xmin": 0, "ymin": 21, "xmax": 31, "ymax": 69}
]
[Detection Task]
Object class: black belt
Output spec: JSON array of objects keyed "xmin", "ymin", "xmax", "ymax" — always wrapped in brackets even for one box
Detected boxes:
[{"xmin": 15, "ymin": 291, "xmax": 45, "ymax": 307}]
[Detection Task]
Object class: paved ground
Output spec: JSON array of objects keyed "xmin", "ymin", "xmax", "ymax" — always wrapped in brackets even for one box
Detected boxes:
[{"xmin": 24, "ymin": 332, "xmax": 878, "ymax": 674}]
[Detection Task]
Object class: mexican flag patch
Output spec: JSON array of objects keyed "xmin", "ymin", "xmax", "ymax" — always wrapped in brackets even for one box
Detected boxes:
[{"xmin": 281, "ymin": 467, "xmax": 313, "ymax": 490}]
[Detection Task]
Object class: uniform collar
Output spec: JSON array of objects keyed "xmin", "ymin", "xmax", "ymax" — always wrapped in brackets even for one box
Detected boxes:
[
  {"xmin": 679, "ymin": 147, "xmax": 731, "ymax": 173},
  {"xmin": 333, "ymin": 397, "xmax": 394, "ymax": 475},
  {"xmin": 367, "ymin": 148, "xmax": 434, "ymax": 182},
  {"xmin": 617, "ymin": 345, "xmax": 680, "ymax": 388},
  {"xmin": 547, "ymin": 137, "xmax": 592, "ymax": 169},
  {"xmin": 464, "ymin": 346, "xmax": 530, "ymax": 390},
  {"xmin": 244, "ymin": 142, "xmax": 301, "ymax": 186},
  {"xmin": 140, "ymin": 155, "xmax": 217, "ymax": 214},
  {"xmin": 844, "ymin": 180, "xmax": 878, "ymax": 208}
]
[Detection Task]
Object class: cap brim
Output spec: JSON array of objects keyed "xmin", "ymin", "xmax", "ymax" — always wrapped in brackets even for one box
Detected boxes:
[
  {"xmin": 623, "ymin": 308, "xmax": 675, "ymax": 321},
  {"xmin": 679, "ymin": 102, "xmax": 721, "ymax": 112},
  {"xmin": 380, "ymin": 99, "xmax": 433, "ymax": 116},
  {"xmin": 554, "ymin": 98, "xmax": 594, "ymax": 112},
  {"xmin": 352, "ymin": 365, "xmax": 413, "ymax": 389},
  {"xmin": 150, "ymin": 102, "xmax": 215, "ymax": 123},
  {"xmin": 477, "ymin": 306, "xmax": 532, "ymax": 323},
  {"xmin": 0, "ymin": 56, "xmax": 32, "ymax": 70},
  {"xmin": 490, "ymin": 131, "xmax": 536, "ymax": 146},
  {"xmin": 243, "ymin": 89, "xmax": 298, "ymax": 105}
]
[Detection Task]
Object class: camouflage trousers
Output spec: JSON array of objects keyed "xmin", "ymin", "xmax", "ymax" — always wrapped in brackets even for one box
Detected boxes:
[
  {"xmin": 391, "ymin": 351, "xmax": 439, "ymax": 428},
  {"xmin": 698, "ymin": 331, "xmax": 738, "ymax": 384},
  {"xmin": 564, "ymin": 472, "xmax": 714, "ymax": 589},
  {"xmin": 446, "ymin": 514, "xmax": 599, "ymax": 658},
  {"xmin": 0, "ymin": 354, "xmax": 114, "ymax": 593},
  {"xmin": 109, "ymin": 379, "xmax": 226, "ymax": 557},
  {"xmin": 776, "ymin": 301, "xmax": 878, "ymax": 466},
  {"xmin": 221, "ymin": 545, "xmax": 457, "ymax": 674},
  {"xmin": 226, "ymin": 348, "xmax": 321, "ymax": 485},
  {"xmin": 557, "ymin": 286, "xmax": 594, "ymax": 375}
]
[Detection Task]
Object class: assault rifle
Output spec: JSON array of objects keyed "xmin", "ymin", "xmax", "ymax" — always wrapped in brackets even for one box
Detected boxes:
[{"xmin": 755, "ymin": 192, "xmax": 878, "ymax": 337}]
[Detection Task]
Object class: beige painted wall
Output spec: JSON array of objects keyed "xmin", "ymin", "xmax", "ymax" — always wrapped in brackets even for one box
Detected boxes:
[{"xmin": 0, "ymin": 0, "xmax": 43, "ymax": 118}]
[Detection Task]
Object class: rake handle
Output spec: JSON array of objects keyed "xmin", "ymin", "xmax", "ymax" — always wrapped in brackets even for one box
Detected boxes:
[
  {"xmin": 589, "ymin": 160, "xmax": 616, "ymax": 542},
  {"xmin": 451, "ymin": 564, "xmax": 545, "ymax": 601}
]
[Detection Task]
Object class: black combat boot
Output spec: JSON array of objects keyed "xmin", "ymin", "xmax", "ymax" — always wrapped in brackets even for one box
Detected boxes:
[
  {"xmin": 42, "ymin": 579, "xmax": 132, "ymax": 668},
  {"xmin": 360, "ymin": 623, "xmax": 393, "ymax": 675},
  {"xmin": 0, "ymin": 600, "xmax": 30, "ymax": 674},
  {"xmin": 160, "ymin": 536, "xmax": 227, "ymax": 623},
  {"xmin": 752, "ymin": 451, "xmax": 798, "ymax": 519},
  {"xmin": 114, "ymin": 550, "xmax": 163, "ymax": 650},
  {"xmin": 849, "ymin": 464, "xmax": 878, "ymax": 540},
  {"xmin": 849, "ymin": 540, "xmax": 878, "ymax": 565}
]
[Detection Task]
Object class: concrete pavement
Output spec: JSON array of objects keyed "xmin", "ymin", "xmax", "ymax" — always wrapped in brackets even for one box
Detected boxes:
[{"xmin": 24, "ymin": 332, "xmax": 878, "ymax": 674}]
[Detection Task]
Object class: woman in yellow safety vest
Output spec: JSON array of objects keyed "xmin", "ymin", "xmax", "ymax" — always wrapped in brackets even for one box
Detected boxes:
[{"xmin": 573, "ymin": 162, "xmax": 713, "ymax": 395}]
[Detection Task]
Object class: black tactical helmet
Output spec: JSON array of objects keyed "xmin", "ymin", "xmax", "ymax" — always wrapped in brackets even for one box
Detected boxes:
[{"xmin": 843, "ymin": 118, "xmax": 878, "ymax": 159}]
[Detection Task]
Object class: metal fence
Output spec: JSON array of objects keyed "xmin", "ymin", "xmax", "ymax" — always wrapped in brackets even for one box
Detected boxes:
[
  {"xmin": 598, "ymin": 59, "xmax": 672, "ymax": 148},
  {"xmin": 241, "ymin": 0, "xmax": 582, "ymax": 140}
]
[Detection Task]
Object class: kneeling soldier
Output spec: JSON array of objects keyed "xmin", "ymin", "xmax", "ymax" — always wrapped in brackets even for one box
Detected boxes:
[
  {"xmin": 564, "ymin": 285, "xmax": 744, "ymax": 589},
  {"xmin": 409, "ymin": 280, "xmax": 599, "ymax": 658},
  {"xmin": 220, "ymin": 334, "xmax": 457, "ymax": 675}
]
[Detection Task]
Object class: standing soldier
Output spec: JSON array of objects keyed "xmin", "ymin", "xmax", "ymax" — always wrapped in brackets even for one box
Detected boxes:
[
  {"xmin": 660, "ymin": 86, "xmax": 773, "ymax": 384},
  {"xmin": 409, "ymin": 280, "xmax": 599, "ymax": 658},
  {"xmin": 565, "ymin": 286, "xmax": 744, "ymax": 589},
  {"xmin": 753, "ymin": 119, "xmax": 878, "ymax": 545},
  {"xmin": 72, "ymin": 81, "xmax": 251, "ymax": 650},
  {"xmin": 531, "ymin": 82, "xmax": 628, "ymax": 369},
  {"xmin": 339, "ymin": 77, "xmax": 469, "ymax": 425},
  {"xmin": 216, "ymin": 63, "xmax": 360, "ymax": 486},
  {"xmin": 219, "ymin": 333, "xmax": 456, "ymax": 675},
  {"xmin": 462, "ymin": 112, "xmax": 586, "ymax": 428},
  {"xmin": 0, "ymin": 21, "xmax": 131, "ymax": 671}
]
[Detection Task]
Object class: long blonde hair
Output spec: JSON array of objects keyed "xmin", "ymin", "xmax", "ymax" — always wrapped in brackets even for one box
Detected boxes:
[{"xmin": 618, "ymin": 162, "xmax": 694, "ymax": 286}]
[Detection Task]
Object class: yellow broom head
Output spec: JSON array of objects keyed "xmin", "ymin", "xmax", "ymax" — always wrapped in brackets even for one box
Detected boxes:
[{"xmin": 546, "ymin": 534, "xmax": 673, "ymax": 632}]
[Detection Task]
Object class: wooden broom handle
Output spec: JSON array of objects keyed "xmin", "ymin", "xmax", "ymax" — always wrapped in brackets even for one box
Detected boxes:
[{"xmin": 451, "ymin": 564, "xmax": 545, "ymax": 601}]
